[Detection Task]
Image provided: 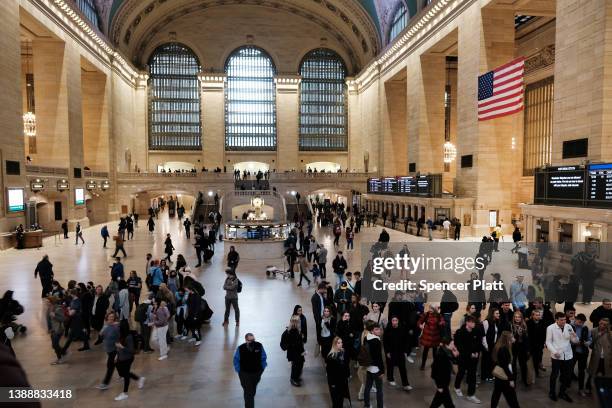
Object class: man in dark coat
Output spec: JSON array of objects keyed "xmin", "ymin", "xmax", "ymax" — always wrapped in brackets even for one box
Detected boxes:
[{"xmin": 34, "ymin": 255, "xmax": 54, "ymax": 298}]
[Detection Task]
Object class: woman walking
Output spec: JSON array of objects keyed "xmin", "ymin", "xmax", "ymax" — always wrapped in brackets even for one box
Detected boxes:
[
  {"xmin": 510, "ymin": 311, "xmax": 530, "ymax": 387},
  {"xmin": 164, "ymin": 234, "xmax": 175, "ymax": 262},
  {"xmin": 114, "ymin": 320, "xmax": 145, "ymax": 400},
  {"xmin": 418, "ymin": 304, "xmax": 445, "ymax": 370},
  {"xmin": 491, "ymin": 331, "xmax": 520, "ymax": 408},
  {"xmin": 147, "ymin": 216, "xmax": 155, "ymax": 233},
  {"xmin": 318, "ymin": 306, "xmax": 336, "ymax": 358},
  {"xmin": 283, "ymin": 315, "xmax": 306, "ymax": 386},
  {"xmin": 326, "ymin": 336, "xmax": 351, "ymax": 408},
  {"xmin": 292, "ymin": 305, "xmax": 308, "ymax": 344},
  {"xmin": 152, "ymin": 299, "xmax": 170, "ymax": 360},
  {"xmin": 96, "ymin": 312, "xmax": 120, "ymax": 390},
  {"xmin": 47, "ymin": 296, "xmax": 65, "ymax": 365}
]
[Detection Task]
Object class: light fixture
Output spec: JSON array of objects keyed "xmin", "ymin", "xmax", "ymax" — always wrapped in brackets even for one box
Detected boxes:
[
  {"xmin": 23, "ymin": 40, "xmax": 36, "ymax": 152},
  {"xmin": 208, "ymin": 191, "xmax": 213, "ymax": 197},
  {"xmin": 443, "ymin": 142, "xmax": 457, "ymax": 163},
  {"xmin": 511, "ymin": 136, "xmax": 517, "ymax": 150}
]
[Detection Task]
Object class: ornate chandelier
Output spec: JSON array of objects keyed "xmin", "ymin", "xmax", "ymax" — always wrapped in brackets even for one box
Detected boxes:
[
  {"xmin": 23, "ymin": 111, "xmax": 36, "ymax": 137},
  {"xmin": 443, "ymin": 141, "xmax": 457, "ymax": 163}
]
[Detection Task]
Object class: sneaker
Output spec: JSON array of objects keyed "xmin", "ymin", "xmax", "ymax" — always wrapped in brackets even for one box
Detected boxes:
[
  {"xmin": 95, "ymin": 383, "xmax": 109, "ymax": 390},
  {"xmin": 290, "ymin": 379, "xmax": 300, "ymax": 387},
  {"xmin": 180, "ymin": 336, "xmax": 188, "ymax": 340},
  {"xmin": 114, "ymin": 392, "xmax": 129, "ymax": 401},
  {"xmin": 455, "ymin": 389, "xmax": 464, "ymax": 397},
  {"xmin": 389, "ymin": 381, "xmax": 397, "ymax": 387},
  {"xmin": 158, "ymin": 355, "xmax": 168, "ymax": 361},
  {"xmin": 188, "ymin": 338, "xmax": 196, "ymax": 343},
  {"xmin": 403, "ymin": 385, "xmax": 413, "ymax": 391},
  {"xmin": 174, "ymin": 335, "xmax": 182, "ymax": 339},
  {"xmin": 466, "ymin": 395, "xmax": 481, "ymax": 404},
  {"xmin": 372, "ymin": 387, "xmax": 377, "ymax": 393},
  {"xmin": 195, "ymin": 341, "xmax": 201, "ymax": 346},
  {"xmin": 407, "ymin": 356, "xmax": 415, "ymax": 364},
  {"xmin": 138, "ymin": 377, "xmax": 146, "ymax": 389}
]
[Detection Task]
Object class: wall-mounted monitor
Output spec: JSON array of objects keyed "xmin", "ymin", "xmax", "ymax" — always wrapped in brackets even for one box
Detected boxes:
[
  {"xmin": 75, "ymin": 188, "xmax": 85, "ymax": 206},
  {"xmin": 7, "ymin": 188, "xmax": 25, "ymax": 212}
]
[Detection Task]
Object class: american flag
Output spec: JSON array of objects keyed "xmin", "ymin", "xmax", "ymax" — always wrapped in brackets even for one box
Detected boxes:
[{"xmin": 478, "ymin": 57, "xmax": 525, "ymax": 121}]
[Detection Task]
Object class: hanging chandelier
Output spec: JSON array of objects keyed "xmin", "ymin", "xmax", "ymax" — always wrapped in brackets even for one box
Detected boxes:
[
  {"xmin": 23, "ymin": 111, "xmax": 36, "ymax": 137},
  {"xmin": 443, "ymin": 141, "xmax": 457, "ymax": 163}
]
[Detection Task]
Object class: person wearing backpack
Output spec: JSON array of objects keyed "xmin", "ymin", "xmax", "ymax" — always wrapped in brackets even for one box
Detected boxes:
[
  {"xmin": 101, "ymin": 225, "xmax": 110, "ymax": 248},
  {"xmin": 134, "ymin": 296, "xmax": 154, "ymax": 353},
  {"xmin": 47, "ymin": 296, "xmax": 66, "ymax": 365},
  {"xmin": 281, "ymin": 315, "xmax": 306, "ymax": 386},
  {"xmin": 223, "ymin": 269, "xmax": 241, "ymax": 326}
]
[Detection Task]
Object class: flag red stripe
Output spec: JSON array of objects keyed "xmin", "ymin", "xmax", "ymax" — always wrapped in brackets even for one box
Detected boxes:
[
  {"xmin": 494, "ymin": 68, "xmax": 524, "ymax": 85},
  {"xmin": 493, "ymin": 57, "xmax": 525, "ymax": 73},
  {"xmin": 478, "ymin": 89, "xmax": 523, "ymax": 108},
  {"xmin": 478, "ymin": 105, "xmax": 524, "ymax": 121},
  {"xmin": 492, "ymin": 82, "xmax": 523, "ymax": 96},
  {"xmin": 478, "ymin": 98, "xmax": 523, "ymax": 115}
]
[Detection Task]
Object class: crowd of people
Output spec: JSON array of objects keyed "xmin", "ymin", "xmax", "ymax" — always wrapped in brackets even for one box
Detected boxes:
[{"xmin": 2, "ymin": 197, "xmax": 610, "ymax": 408}]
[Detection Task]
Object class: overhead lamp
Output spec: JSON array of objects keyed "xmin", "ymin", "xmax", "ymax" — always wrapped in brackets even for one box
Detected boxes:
[{"xmin": 443, "ymin": 142, "xmax": 457, "ymax": 163}]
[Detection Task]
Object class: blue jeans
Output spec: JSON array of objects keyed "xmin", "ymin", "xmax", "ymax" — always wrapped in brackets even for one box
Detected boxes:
[{"xmin": 364, "ymin": 371, "xmax": 383, "ymax": 407}]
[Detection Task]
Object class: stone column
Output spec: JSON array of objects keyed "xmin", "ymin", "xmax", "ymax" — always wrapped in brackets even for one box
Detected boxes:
[
  {"xmin": 33, "ymin": 40, "xmax": 86, "ymax": 222},
  {"xmin": 552, "ymin": 0, "xmax": 612, "ymax": 163},
  {"xmin": 0, "ymin": 0, "xmax": 25, "ymax": 229},
  {"xmin": 200, "ymin": 73, "xmax": 226, "ymax": 170},
  {"xmin": 407, "ymin": 54, "xmax": 446, "ymax": 175},
  {"xmin": 456, "ymin": 4, "xmax": 517, "ymax": 236},
  {"xmin": 275, "ymin": 75, "xmax": 300, "ymax": 171}
]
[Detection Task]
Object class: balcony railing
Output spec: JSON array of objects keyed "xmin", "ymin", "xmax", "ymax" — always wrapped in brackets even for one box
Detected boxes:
[{"xmin": 25, "ymin": 165, "xmax": 69, "ymax": 176}]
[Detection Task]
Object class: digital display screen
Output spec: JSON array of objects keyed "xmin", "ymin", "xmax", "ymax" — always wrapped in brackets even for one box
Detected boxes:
[
  {"xmin": 417, "ymin": 176, "xmax": 430, "ymax": 195},
  {"xmin": 381, "ymin": 177, "xmax": 397, "ymax": 193},
  {"xmin": 75, "ymin": 188, "xmax": 85, "ymax": 206},
  {"xmin": 368, "ymin": 178, "xmax": 381, "ymax": 193},
  {"xmin": 397, "ymin": 176, "xmax": 416, "ymax": 193},
  {"xmin": 587, "ymin": 163, "xmax": 612, "ymax": 207},
  {"xmin": 546, "ymin": 166, "xmax": 585, "ymax": 204},
  {"xmin": 7, "ymin": 188, "xmax": 24, "ymax": 212}
]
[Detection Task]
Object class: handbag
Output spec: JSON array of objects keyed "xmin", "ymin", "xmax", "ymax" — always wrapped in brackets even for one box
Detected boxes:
[{"xmin": 492, "ymin": 365, "xmax": 508, "ymax": 381}]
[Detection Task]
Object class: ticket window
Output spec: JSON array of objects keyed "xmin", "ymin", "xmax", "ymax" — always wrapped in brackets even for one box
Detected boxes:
[{"xmin": 559, "ymin": 222, "xmax": 573, "ymax": 253}]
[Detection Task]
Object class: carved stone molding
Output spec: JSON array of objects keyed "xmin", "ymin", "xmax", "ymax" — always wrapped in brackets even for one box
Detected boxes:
[{"xmin": 525, "ymin": 45, "xmax": 555, "ymax": 75}]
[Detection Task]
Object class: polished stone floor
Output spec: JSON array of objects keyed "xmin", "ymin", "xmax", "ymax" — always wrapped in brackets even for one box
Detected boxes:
[{"xmin": 0, "ymin": 211, "xmax": 599, "ymax": 407}]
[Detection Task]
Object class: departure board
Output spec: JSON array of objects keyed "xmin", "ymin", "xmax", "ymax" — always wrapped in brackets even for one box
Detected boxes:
[
  {"xmin": 417, "ymin": 176, "xmax": 430, "ymax": 195},
  {"xmin": 368, "ymin": 178, "xmax": 381, "ymax": 193},
  {"xmin": 381, "ymin": 177, "xmax": 398, "ymax": 193},
  {"xmin": 546, "ymin": 166, "xmax": 585, "ymax": 203},
  {"xmin": 397, "ymin": 176, "xmax": 416, "ymax": 193},
  {"xmin": 587, "ymin": 163, "xmax": 612, "ymax": 207}
]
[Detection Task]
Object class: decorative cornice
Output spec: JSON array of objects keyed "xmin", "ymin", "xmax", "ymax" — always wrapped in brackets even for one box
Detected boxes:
[
  {"xmin": 37, "ymin": 0, "xmax": 140, "ymax": 85},
  {"xmin": 274, "ymin": 75, "xmax": 301, "ymax": 94},
  {"xmin": 525, "ymin": 45, "xmax": 555, "ymax": 76},
  {"xmin": 198, "ymin": 72, "xmax": 226, "ymax": 92},
  {"xmin": 352, "ymin": 0, "xmax": 469, "ymax": 92}
]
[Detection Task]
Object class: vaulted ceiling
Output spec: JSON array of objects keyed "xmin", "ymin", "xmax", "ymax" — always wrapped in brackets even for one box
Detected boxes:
[{"xmin": 91, "ymin": 0, "xmax": 419, "ymax": 71}]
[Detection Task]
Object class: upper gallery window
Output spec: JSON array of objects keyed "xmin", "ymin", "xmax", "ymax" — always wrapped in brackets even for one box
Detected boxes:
[
  {"xmin": 148, "ymin": 43, "xmax": 202, "ymax": 151},
  {"xmin": 299, "ymin": 49, "xmax": 347, "ymax": 151},
  {"xmin": 225, "ymin": 46, "xmax": 277, "ymax": 151},
  {"xmin": 389, "ymin": 2, "xmax": 408, "ymax": 42}
]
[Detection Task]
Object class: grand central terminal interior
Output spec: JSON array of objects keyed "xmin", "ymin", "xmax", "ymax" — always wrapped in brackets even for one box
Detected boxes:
[{"xmin": 0, "ymin": 0, "xmax": 611, "ymax": 407}]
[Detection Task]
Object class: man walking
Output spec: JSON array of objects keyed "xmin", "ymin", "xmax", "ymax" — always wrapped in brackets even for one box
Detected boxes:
[
  {"xmin": 546, "ymin": 312, "xmax": 578, "ymax": 402},
  {"xmin": 233, "ymin": 333, "xmax": 267, "ymax": 408},
  {"xmin": 223, "ymin": 269, "xmax": 241, "ymax": 326},
  {"xmin": 112, "ymin": 234, "xmax": 127, "ymax": 258},
  {"xmin": 61, "ymin": 219, "xmax": 69, "ymax": 239},
  {"xmin": 34, "ymin": 255, "xmax": 54, "ymax": 298}
]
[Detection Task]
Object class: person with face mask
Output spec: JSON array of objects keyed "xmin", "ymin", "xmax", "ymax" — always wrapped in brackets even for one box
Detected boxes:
[{"xmin": 233, "ymin": 333, "xmax": 267, "ymax": 408}]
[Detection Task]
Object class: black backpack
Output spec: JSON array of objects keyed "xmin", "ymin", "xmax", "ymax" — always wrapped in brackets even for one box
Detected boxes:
[
  {"xmin": 280, "ymin": 329, "xmax": 289, "ymax": 351},
  {"xmin": 357, "ymin": 340, "xmax": 372, "ymax": 367},
  {"xmin": 236, "ymin": 279, "xmax": 243, "ymax": 293},
  {"xmin": 134, "ymin": 303, "xmax": 149, "ymax": 323}
]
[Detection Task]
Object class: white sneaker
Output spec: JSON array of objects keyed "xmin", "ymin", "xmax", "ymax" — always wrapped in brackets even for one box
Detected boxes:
[
  {"xmin": 389, "ymin": 381, "xmax": 397, "ymax": 387},
  {"xmin": 455, "ymin": 389, "xmax": 464, "ymax": 397},
  {"xmin": 158, "ymin": 355, "xmax": 168, "ymax": 361},
  {"xmin": 95, "ymin": 383, "xmax": 109, "ymax": 390},
  {"xmin": 180, "ymin": 336, "xmax": 188, "ymax": 340},
  {"xmin": 466, "ymin": 395, "xmax": 481, "ymax": 404},
  {"xmin": 372, "ymin": 387, "xmax": 377, "ymax": 393},
  {"xmin": 403, "ymin": 385, "xmax": 413, "ymax": 391},
  {"xmin": 114, "ymin": 392, "xmax": 129, "ymax": 401},
  {"xmin": 188, "ymin": 338, "xmax": 196, "ymax": 343},
  {"xmin": 194, "ymin": 341, "xmax": 201, "ymax": 346},
  {"xmin": 138, "ymin": 377, "xmax": 146, "ymax": 389},
  {"xmin": 407, "ymin": 356, "xmax": 415, "ymax": 364}
]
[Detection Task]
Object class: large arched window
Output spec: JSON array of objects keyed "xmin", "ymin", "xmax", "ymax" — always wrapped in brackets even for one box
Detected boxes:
[
  {"xmin": 389, "ymin": 2, "xmax": 408, "ymax": 42},
  {"xmin": 148, "ymin": 43, "xmax": 201, "ymax": 150},
  {"xmin": 75, "ymin": 0, "xmax": 100, "ymax": 29},
  {"xmin": 225, "ymin": 46, "xmax": 276, "ymax": 151},
  {"xmin": 299, "ymin": 49, "xmax": 347, "ymax": 151}
]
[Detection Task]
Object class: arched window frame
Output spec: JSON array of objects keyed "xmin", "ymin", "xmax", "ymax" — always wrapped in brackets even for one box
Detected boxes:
[
  {"xmin": 388, "ymin": 1, "xmax": 409, "ymax": 43},
  {"xmin": 147, "ymin": 43, "xmax": 202, "ymax": 151},
  {"xmin": 298, "ymin": 48, "xmax": 348, "ymax": 151},
  {"xmin": 224, "ymin": 46, "xmax": 277, "ymax": 151}
]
